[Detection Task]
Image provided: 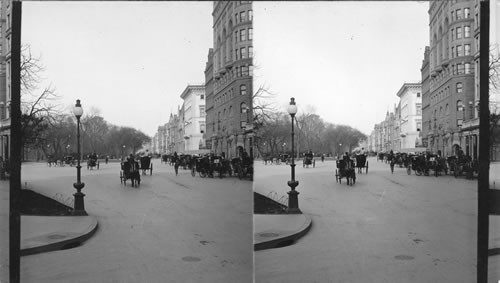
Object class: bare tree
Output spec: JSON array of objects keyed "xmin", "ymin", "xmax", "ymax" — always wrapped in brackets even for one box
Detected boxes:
[
  {"xmin": 20, "ymin": 45, "xmax": 62, "ymax": 157},
  {"xmin": 490, "ymin": 44, "xmax": 500, "ymax": 159},
  {"xmin": 252, "ymin": 84, "xmax": 279, "ymax": 130}
]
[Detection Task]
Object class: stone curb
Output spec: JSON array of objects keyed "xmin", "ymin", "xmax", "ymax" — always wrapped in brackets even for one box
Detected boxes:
[
  {"xmin": 21, "ymin": 216, "xmax": 99, "ymax": 256},
  {"xmin": 254, "ymin": 214, "xmax": 313, "ymax": 251}
]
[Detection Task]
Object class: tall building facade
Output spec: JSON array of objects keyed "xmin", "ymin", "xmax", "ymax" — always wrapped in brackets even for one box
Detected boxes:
[
  {"xmin": 206, "ymin": 1, "xmax": 253, "ymax": 159},
  {"xmin": 421, "ymin": 46, "xmax": 431, "ymax": 149},
  {"xmin": 204, "ymin": 48, "xmax": 215, "ymax": 150},
  {"xmin": 426, "ymin": 0, "xmax": 476, "ymax": 157},
  {"xmin": 0, "ymin": 0, "xmax": 12, "ymax": 163},
  {"xmin": 180, "ymin": 84, "xmax": 206, "ymax": 152},
  {"xmin": 397, "ymin": 82, "xmax": 422, "ymax": 149}
]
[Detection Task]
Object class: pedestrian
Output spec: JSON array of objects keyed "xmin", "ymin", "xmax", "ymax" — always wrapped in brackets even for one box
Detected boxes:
[{"xmin": 174, "ymin": 156, "xmax": 180, "ymax": 176}]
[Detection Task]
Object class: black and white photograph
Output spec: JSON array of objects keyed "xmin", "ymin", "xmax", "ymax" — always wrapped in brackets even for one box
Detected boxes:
[
  {"xmin": 251, "ymin": 1, "xmax": 500, "ymax": 283},
  {"xmin": 0, "ymin": 0, "xmax": 499, "ymax": 283},
  {"xmin": 2, "ymin": 1, "xmax": 253, "ymax": 282}
]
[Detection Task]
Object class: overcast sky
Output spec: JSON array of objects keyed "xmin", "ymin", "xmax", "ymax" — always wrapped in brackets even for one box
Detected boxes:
[
  {"xmin": 21, "ymin": 1, "xmax": 500, "ymax": 137},
  {"xmin": 253, "ymin": 1, "xmax": 430, "ymax": 135},
  {"xmin": 22, "ymin": 1, "xmax": 213, "ymax": 137}
]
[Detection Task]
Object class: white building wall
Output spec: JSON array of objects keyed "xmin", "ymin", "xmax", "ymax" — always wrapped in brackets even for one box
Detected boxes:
[
  {"xmin": 399, "ymin": 84, "xmax": 422, "ymax": 149},
  {"xmin": 181, "ymin": 85, "xmax": 206, "ymax": 152}
]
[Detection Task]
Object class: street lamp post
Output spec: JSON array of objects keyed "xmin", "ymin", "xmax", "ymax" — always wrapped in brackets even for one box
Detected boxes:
[
  {"xmin": 287, "ymin": 97, "xmax": 300, "ymax": 214},
  {"xmin": 72, "ymin": 99, "xmax": 87, "ymax": 216}
]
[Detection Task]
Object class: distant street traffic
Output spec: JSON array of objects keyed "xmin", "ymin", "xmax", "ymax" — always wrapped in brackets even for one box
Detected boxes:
[
  {"xmin": 20, "ymin": 159, "xmax": 252, "ymax": 283},
  {"xmin": 254, "ymin": 156, "xmax": 490, "ymax": 283}
]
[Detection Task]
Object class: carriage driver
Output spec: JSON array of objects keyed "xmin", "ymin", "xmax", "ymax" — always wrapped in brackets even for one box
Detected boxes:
[
  {"xmin": 306, "ymin": 150, "xmax": 313, "ymax": 159},
  {"xmin": 342, "ymin": 152, "xmax": 351, "ymax": 161}
]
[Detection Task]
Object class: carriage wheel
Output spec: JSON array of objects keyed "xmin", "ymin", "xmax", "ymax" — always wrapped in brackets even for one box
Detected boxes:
[
  {"xmin": 416, "ymin": 169, "xmax": 422, "ymax": 176},
  {"xmin": 366, "ymin": 161, "xmax": 369, "ymax": 174},
  {"xmin": 120, "ymin": 171, "xmax": 123, "ymax": 184},
  {"xmin": 335, "ymin": 170, "xmax": 339, "ymax": 183},
  {"xmin": 200, "ymin": 170, "xmax": 207, "ymax": 178},
  {"xmin": 150, "ymin": 164, "xmax": 153, "ymax": 175},
  {"xmin": 97, "ymin": 162, "xmax": 100, "ymax": 170}
]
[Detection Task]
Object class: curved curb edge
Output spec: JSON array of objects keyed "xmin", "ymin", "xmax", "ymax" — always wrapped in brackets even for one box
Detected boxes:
[
  {"xmin": 21, "ymin": 217, "xmax": 99, "ymax": 257},
  {"xmin": 254, "ymin": 214, "xmax": 313, "ymax": 251}
]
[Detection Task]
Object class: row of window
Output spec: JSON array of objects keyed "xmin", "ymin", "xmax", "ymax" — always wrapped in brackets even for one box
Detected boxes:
[
  {"xmin": 214, "ymin": 102, "xmax": 249, "ymax": 131},
  {"xmin": 214, "ymin": 64, "xmax": 253, "ymax": 91},
  {"xmin": 235, "ymin": 10, "xmax": 253, "ymax": 24},
  {"xmin": 452, "ymin": 62, "xmax": 471, "ymax": 75},
  {"xmin": 235, "ymin": 46, "xmax": 253, "ymax": 60},
  {"xmin": 451, "ymin": 44, "xmax": 471, "ymax": 58},
  {"xmin": 451, "ymin": 7, "xmax": 470, "ymax": 21},
  {"xmin": 430, "ymin": 82, "xmax": 463, "ymax": 105},
  {"xmin": 235, "ymin": 28, "xmax": 253, "ymax": 43},
  {"xmin": 451, "ymin": 25, "xmax": 471, "ymax": 40},
  {"xmin": 214, "ymin": 84, "xmax": 248, "ymax": 108}
]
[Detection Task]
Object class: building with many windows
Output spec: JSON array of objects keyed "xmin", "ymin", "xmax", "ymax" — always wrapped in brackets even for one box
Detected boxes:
[
  {"xmin": 206, "ymin": 1, "xmax": 253, "ymax": 159},
  {"xmin": 397, "ymin": 82, "xmax": 422, "ymax": 149},
  {"xmin": 425, "ymin": 0, "xmax": 476, "ymax": 157},
  {"xmin": 180, "ymin": 84, "xmax": 206, "ymax": 152},
  {"xmin": 0, "ymin": 0, "xmax": 12, "ymax": 164}
]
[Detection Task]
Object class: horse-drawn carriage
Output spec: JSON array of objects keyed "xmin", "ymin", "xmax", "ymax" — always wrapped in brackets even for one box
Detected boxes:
[
  {"xmin": 232, "ymin": 157, "xmax": 253, "ymax": 180},
  {"xmin": 64, "ymin": 155, "xmax": 76, "ymax": 167},
  {"xmin": 355, "ymin": 154, "xmax": 368, "ymax": 174},
  {"xmin": 335, "ymin": 159, "xmax": 356, "ymax": 185},
  {"xmin": 427, "ymin": 155, "xmax": 448, "ymax": 177},
  {"xmin": 139, "ymin": 156, "xmax": 153, "ymax": 175},
  {"xmin": 193, "ymin": 156, "xmax": 213, "ymax": 178},
  {"xmin": 161, "ymin": 154, "xmax": 170, "ymax": 164},
  {"xmin": 87, "ymin": 155, "xmax": 99, "ymax": 170},
  {"xmin": 406, "ymin": 154, "xmax": 426, "ymax": 175},
  {"xmin": 211, "ymin": 156, "xmax": 232, "ymax": 178},
  {"xmin": 120, "ymin": 158, "xmax": 140, "ymax": 187},
  {"xmin": 303, "ymin": 155, "xmax": 315, "ymax": 168},
  {"xmin": 448, "ymin": 155, "xmax": 476, "ymax": 179}
]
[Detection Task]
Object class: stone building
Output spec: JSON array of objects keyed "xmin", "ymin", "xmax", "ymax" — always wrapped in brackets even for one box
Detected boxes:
[
  {"xmin": 397, "ymin": 82, "xmax": 422, "ymax": 150},
  {"xmin": 206, "ymin": 1, "xmax": 253, "ymax": 159},
  {"xmin": 0, "ymin": 0, "xmax": 12, "ymax": 163},
  {"xmin": 179, "ymin": 84, "xmax": 206, "ymax": 153},
  {"xmin": 426, "ymin": 0, "xmax": 476, "ymax": 157}
]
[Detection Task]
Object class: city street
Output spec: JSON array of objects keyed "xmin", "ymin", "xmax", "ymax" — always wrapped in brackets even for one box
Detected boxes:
[
  {"xmin": 18, "ymin": 159, "xmax": 252, "ymax": 283},
  {"xmin": 254, "ymin": 157, "xmax": 497, "ymax": 283}
]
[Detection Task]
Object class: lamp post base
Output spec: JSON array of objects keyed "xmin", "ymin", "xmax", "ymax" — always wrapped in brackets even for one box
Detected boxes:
[
  {"xmin": 72, "ymin": 191, "xmax": 87, "ymax": 216},
  {"xmin": 287, "ymin": 189, "xmax": 301, "ymax": 214}
]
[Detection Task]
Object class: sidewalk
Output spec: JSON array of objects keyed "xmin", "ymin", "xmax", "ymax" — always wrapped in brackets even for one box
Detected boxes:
[
  {"xmin": 254, "ymin": 214, "xmax": 312, "ymax": 251},
  {"xmin": 21, "ymin": 215, "xmax": 98, "ymax": 256}
]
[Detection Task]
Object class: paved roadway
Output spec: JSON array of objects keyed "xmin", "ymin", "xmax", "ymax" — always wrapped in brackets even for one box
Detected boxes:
[
  {"xmin": 254, "ymin": 157, "xmax": 499, "ymax": 283},
  {"xmin": 18, "ymin": 159, "xmax": 252, "ymax": 283}
]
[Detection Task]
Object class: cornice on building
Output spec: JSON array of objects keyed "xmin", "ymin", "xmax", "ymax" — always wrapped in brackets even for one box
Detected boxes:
[{"xmin": 396, "ymin": 82, "xmax": 422, "ymax": 98}]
